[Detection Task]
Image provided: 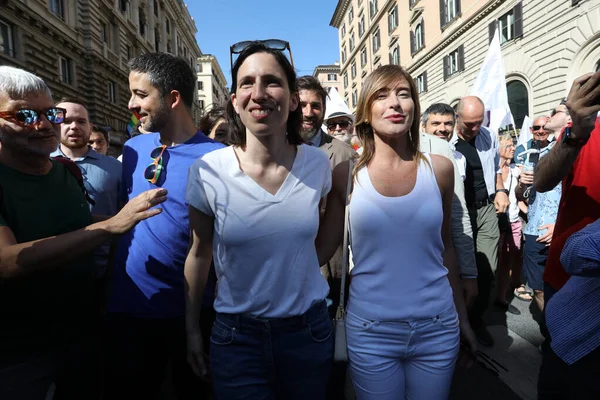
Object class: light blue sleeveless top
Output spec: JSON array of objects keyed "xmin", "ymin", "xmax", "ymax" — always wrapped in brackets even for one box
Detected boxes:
[{"xmin": 347, "ymin": 154, "xmax": 454, "ymax": 320}]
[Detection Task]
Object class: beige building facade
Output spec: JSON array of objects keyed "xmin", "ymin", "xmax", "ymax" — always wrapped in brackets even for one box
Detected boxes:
[
  {"xmin": 331, "ymin": 0, "xmax": 600, "ymax": 127},
  {"xmin": 0, "ymin": 0, "xmax": 202, "ymax": 153},
  {"xmin": 196, "ymin": 54, "xmax": 229, "ymax": 112},
  {"xmin": 313, "ymin": 63, "xmax": 343, "ymax": 95}
]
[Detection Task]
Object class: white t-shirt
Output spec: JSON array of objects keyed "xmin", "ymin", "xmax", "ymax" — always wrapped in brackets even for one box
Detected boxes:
[
  {"xmin": 502, "ymin": 164, "xmax": 521, "ymax": 222},
  {"xmin": 186, "ymin": 144, "xmax": 331, "ymax": 318}
]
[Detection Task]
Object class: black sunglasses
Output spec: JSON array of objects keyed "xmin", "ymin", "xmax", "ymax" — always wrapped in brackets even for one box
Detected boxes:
[
  {"xmin": 0, "ymin": 107, "xmax": 66, "ymax": 127},
  {"xmin": 550, "ymin": 109, "xmax": 566, "ymax": 117},
  {"xmin": 144, "ymin": 145, "xmax": 167, "ymax": 184},
  {"xmin": 532, "ymin": 125, "xmax": 545, "ymax": 131},
  {"xmin": 229, "ymin": 39, "xmax": 294, "ymax": 69},
  {"xmin": 327, "ymin": 121, "xmax": 351, "ymax": 130}
]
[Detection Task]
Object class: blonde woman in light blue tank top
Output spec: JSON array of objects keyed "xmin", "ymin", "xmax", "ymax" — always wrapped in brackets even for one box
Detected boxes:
[{"xmin": 317, "ymin": 65, "xmax": 478, "ymax": 399}]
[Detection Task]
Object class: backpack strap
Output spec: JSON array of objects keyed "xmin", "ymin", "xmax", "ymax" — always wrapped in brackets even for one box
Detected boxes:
[{"xmin": 52, "ymin": 156, "xmax": 96, "ymax": 206}]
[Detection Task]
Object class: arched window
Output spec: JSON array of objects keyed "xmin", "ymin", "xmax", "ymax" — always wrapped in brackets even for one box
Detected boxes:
[{"xmin": 506, "ymin": 80, "xmax": 529, "ymax": 128}]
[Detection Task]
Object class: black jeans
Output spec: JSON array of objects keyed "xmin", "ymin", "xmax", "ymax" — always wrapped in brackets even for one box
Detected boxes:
[{"xmin": 103, "ymin": 314, "xmax": 206, "ymax": 400}]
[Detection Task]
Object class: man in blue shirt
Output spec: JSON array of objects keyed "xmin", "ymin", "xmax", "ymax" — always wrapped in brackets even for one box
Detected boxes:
[
  {"xmin": 545, "ymin": 218, "xmax": 600, "ymax": 398},
  {"xmin": 104, "ymin": 53, "xmax": 223, "ymax": 399},
  {"xmin": 52, "ymin": 99, "xmax": 122, "ymax": 281}
]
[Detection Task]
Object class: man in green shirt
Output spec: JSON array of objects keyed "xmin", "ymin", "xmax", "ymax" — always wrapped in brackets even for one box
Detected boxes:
[{"xmin": 0, "ymin": 66, "xmax": 167, "ymax": 399}]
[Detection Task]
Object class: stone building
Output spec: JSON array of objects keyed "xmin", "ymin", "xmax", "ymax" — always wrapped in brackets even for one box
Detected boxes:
[
  {"xmin": 196, "ymin": 54, "xmax": 229, "ymax": 112},
  {"xmin": 312, "ymin": 62, "xmax": 343, "ymax": 95},
  {"xmin": 0, "ymin": 0, "xmax": 202, "ymax": 154},
  {"xmin": 330, "ymin": 0, "xmax": 600, "ymax": 126}
]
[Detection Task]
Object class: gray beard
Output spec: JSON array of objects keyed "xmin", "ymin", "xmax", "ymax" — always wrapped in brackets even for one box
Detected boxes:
[{"xmin": 300, "ymin": 128, "xmax": 318, "ymax": 141}]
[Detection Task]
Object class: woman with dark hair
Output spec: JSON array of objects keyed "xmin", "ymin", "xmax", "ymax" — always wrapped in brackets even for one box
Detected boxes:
[
  {"xmin": 198, "ymin": 105, "xmax": 229, "ymax": 144},
  {"xmin": 184, "ymin": 41, "xmax": 333, "ymax": 399},
  {"xmin": 317, "ymin": 65, "xmax": 477, "ymax": 399}
]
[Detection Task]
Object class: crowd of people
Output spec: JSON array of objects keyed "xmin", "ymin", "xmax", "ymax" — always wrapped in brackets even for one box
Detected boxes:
[{"xmin": 0, "ymin": 39, "xmax": 599, "ymax": 400}]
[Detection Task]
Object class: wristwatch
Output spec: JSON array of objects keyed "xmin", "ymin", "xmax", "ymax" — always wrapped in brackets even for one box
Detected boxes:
[
  {"xmin": 496, "ymin": 189, "xmax": 509, "ymax": 195},
  {"xmin": 561, "ymin": 123, "xmax": 589, "ymax": 147}
]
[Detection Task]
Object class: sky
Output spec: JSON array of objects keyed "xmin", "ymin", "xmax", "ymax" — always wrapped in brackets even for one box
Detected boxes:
[{"xmin": 186, "ymin": 0, "xmax": 341, "ymax": 87}]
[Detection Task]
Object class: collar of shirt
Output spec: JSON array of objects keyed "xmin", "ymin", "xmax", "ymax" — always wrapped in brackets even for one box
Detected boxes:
[
  {"xmin": 307, "ymin": 129, "xmax": 323, "ymax": 147},
  {"xmin": 51, "ymin": 145, "xmax": 99, "ymax": 162}
]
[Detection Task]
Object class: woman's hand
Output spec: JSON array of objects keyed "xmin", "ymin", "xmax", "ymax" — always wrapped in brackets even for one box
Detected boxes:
[
  {"xmin": 457, "ymin": 321, "xmax": 478, "ymax": 368},
  {"xmin": 187, "ymin": 330, "xmax": 209, "ymax": 379}
]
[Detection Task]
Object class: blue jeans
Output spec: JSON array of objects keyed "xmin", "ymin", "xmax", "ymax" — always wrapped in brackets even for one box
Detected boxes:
[
  {"xmin": 346, "ymin": 305, "xmax": 460, "ymax": 399},
  {"xmin": 210, "ymin": 300, "xmax": 334, "ymax": 400}
]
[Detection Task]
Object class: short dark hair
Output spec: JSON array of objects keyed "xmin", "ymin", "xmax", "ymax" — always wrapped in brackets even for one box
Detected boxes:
[
  {"xmin": 296, "ymin": 76, "xmax": 328, "ymax": 107},
  {"xmin": 226, "ymin": 42, "xmax": 303, "ymax": 146},
  {"xmin": 421, "ymin": 103, "xmax": 456, "ymax": 126},
  {"xmin": 199, "ymin": 105, "xmax": 227, "ymax": 135},
  {"xmin": 57, "ymin": 97, "xmax": 89, "ymax": 110},
  {"xmin": 91, "ymin": 124, "xmax": 109, "ymax": 142},
  {"xmin": 128, "ymin": 53, "xmax": 196, "ymax": 109}
]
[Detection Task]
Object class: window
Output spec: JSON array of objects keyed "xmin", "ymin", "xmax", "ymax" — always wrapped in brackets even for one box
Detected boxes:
[
  {"xmin": 490, "ymin": 2, "xmax": 523, "ymax": 44},
  {"xmin": 328, "ymin": 73, "xmax": 337, "ymax": 81},
  {"xmin": 352, "ymin": 90, "xmax": 358, "ymax": 108},
  {"xmin": 341, "ymin": 23, "xmax": 346, "ymax": 38},
  {"xmin": 59, "ymin": 56, "xmax": 73, "ymax": 85},
  {"xmin": 119, "ymin": 0, "xmax": 128, "ymax": 13},
  {"xmin": 443, "ymin": 45, "xmax": 464, "ymax": 80},
  {"xmin": 49, "ymin": 0, "xmax": 65, "ymax": 20},
  {"xmin": 154, "ymin": 27, "xmax": 160, "ymax": 51},
  {"xmin": 348, "ymin": 6, "xmax": 354, "ymax": 23},
  {"xmin": 596, "ymin": 59, "xmax": 600, "ymax": 72},
  {"xmin": 349, "ymin": 32, "xmax": 355, "ymax": 52},
  {"xmin": 507, "ymin": 80, "xmax": 529, "ymax": 128},
  {"xmin": 166, "ymin": 19, "xmax": 171, "ymax": 34},
  {"xmin": 411, "ymin": 21, "xmax": 425, "ymax": 54},
  {"xmin": 372, "ymin": 29, "xmax": 380, "ymax": 52},
  {"xmin": 0, "ymin": 20, "xmax": 14, "ymax": 57},
  {"xmin": 358, "ymin": 15, "xmax": 365, "ymax": 37},
  {"xmin": 197, "ymin": 63, "xmax": 203, "ymax": 73},
  {"xmin": 360, "ymin": 47, "xmax": 367, "ymax": 67},
  {"xmin": 409, "ymin": 0, "xmax": 419, "ymax": 8},
  {"xmin": 100, "ymin": 23, "xmax": 109, "ymax": 43},
  {"xmin": 415, "ymin": 72, "xmax": 428, "ymax": 93},
  {"xmin": 440, "ymin": 0, "xmax": 461, "ymax": 28},
  {"xmin": 153, "ymin": 0, "xmax": 159, "ymax": 17},
  {"xmin": 351, "ymin": 61, "xmax": 357, "ymax": 79},
  {"xmin": 369, "ymin": 0, "xmax": 378, "ymax": 19},
  {"xmin": 344, "ymin": 72, "xmax": 348, "ymax": 88},
  {"xmin": 139, "ymin": 8, "xmax": 146, "ymax": 37},
  {"xmin": 388, "ymin": 5, "xmax": 398, "ymax": 34},
  {"xmin": 108, "ymin": 81, "xmax": 117, "ymax": 102},
  {"xmin": 341, "ymin": 46, "xmax": 347, "ymax": 64},
  {"xmin": 389, "ymin": 46, "xmax": 400, "ymax": 65},
  {"xmin": 199, "ymin": 100, "xmax": 205, "ymax": 110}
]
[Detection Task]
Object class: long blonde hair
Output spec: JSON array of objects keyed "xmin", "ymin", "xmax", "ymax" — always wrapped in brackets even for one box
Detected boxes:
[{"xmin": 353, "ymin": 65, "xmax": 427, "ymax": 179}]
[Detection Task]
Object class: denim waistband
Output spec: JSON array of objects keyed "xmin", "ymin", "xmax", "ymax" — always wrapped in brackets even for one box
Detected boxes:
[{"xmin": 215, "ymin": 300, "xmax": 328, "ymax": 331}]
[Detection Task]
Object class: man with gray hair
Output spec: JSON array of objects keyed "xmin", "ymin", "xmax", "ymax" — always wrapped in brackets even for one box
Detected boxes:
[
  {"xmin": 0, "ymin": 66, "xmax": 166, "ymax": 399},
  {"xmin": 420, "ymin": 103, "xmax": 478, "ymax": 310}
]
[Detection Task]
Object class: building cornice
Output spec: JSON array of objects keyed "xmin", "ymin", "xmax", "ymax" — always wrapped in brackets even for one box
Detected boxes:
[
  {"xmin": 330, "ymin": 0, "xmax": 352, "ymax": 28},
  {"xmin": 407, "ymin": 0, "xmax": 505, "ymax": 73}
]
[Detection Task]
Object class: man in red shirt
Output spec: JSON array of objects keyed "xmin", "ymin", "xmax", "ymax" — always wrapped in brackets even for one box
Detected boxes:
[{"xmin": 534, "ymin": 71, "xmax": 600, "ymax": 399}]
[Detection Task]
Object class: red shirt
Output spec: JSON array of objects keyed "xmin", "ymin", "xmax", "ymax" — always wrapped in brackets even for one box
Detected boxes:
[{"xmin": 544, "ymin": 118, "xmax": 600, "ymax": 290}]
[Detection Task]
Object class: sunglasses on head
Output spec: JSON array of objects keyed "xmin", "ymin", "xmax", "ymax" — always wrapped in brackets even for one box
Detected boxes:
[
  {"xmin": 327, "ymin": 121, "xmax": 351, "ymax": 130},
  {"xmin": 230, "ymin": 39, "xmax": 294, "ymax": 69},
  {"xmin": 144, "ymin": 145, "xmax": 167, "ymax": 184},
  {"xmin": 0, "ymin": 107, "xmax": 66, "ymax": 127}
]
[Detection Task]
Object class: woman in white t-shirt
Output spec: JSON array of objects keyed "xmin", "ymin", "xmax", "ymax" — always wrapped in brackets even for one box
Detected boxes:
[
  {"xmin": 495, "ymin": 134, "xmax": 527, "ymax": 313},
  {"xmin": 184, "ymin": 41, "xmax": 333, "ymax": 399}
]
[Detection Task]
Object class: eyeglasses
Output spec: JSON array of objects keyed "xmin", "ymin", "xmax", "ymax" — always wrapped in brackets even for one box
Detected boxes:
[
  {"xmin": 327, "ymin": 121, "xmax": 351, "ymax": 130},
  {"xmin": 532, "ymin": 125, "xmax": 545, "ymax": 131},
  {"xmin": 550, "ymin": 109, "xmax": 566, "ymax": 117},
  {"xmin": 229, "ymin": 39, "xmax": 294, "ymax": 69},
  {"xmin": 144, "ymin": 145, "xmax": 167, "ymax": 184},
  {"xmin": 0, "ymin": 107, "xmax": 66, "ymax": 127}
]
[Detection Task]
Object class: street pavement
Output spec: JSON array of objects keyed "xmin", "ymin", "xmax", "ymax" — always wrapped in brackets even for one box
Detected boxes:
[{"xmin": 450, "ymin": 291, "xmax": 545, "ymax": 400}]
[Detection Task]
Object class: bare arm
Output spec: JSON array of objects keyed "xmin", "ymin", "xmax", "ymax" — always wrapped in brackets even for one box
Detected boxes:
[
  {"xmin": 0, "ymin": 188, "xmax": 167, "ymax": 279},
  {"xmin": 432, "ymin": 155, "xmax": 478, "ymax": 361},
  {"xmin": 316, "ymin": 160, "xmax": 350, "ymax": 266},
  {"xmin": 534, "ymin": 142, "xmax": 581, "ymax": 193},
  {"xmin": 184, "ymin": 206, "xmax": 215, "ymax": 378}
]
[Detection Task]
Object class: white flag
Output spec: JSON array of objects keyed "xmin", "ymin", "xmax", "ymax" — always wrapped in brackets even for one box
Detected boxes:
[
  {"xmin": 469, "ymin": 27, "xmax": 515, "ymax": 135},
  {"xmin": 518, "ymin": 115, "xmax": 532, "ymax": 148}
]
